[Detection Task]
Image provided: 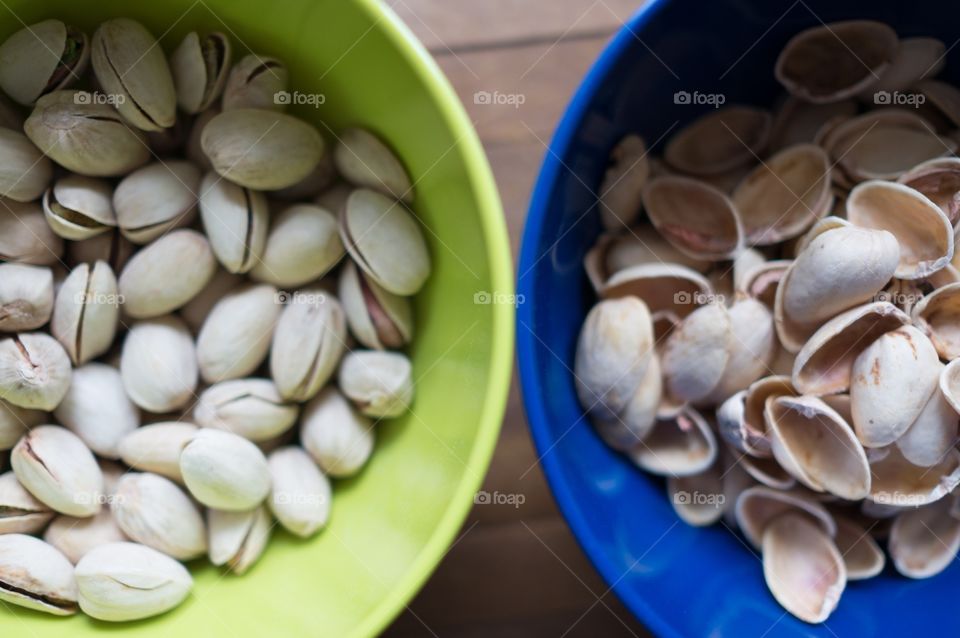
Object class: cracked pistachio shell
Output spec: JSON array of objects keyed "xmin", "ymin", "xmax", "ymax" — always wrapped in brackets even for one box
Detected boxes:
[
  {"xmin": 628, "ymin": 406, "xmax": 718, "ymax": 476},
  {"xmin": 24, "ymin": 90, "xmax": 150, "ymax": 176},
  {"xmin": 75, "ymin": 541, "xmax": 192, "ymax": 622},
  {"xmin": 201, "ymin": 108, "xmax": 324, "ymax": 190},
  {"xmin": 119, "ymin": 229, "xmax": 216, "ymax": 318},
  {"xmin": 889, "ymin": 498, "xmax": 960, "ymax": 579},
  {"xmin": 114, "ymin": 160, "xmax": 201, "ymax": 244},
  {"xmin": 0, "ymin": 470, "xmax": 54, "ymax": 534},
  {"xmin": 186, "ymin": 106, "xmax": 219, "ymax": 170},
  {"xmin": 0, "ymin": 127, "xmax": 52, "ymax": 202},
  {"xmin": 51, "ymin": 260, "xmax": 120, "ymax": 365},
  {"xmin": 0, "ymin": 263, "xmax": 54, "ymax": 331},
  {"xmin": 598, "ymin": 134, "xmax": 649, "ymax": 230},
  {"xmin": 340, "ymin": 188, "xmax": 431, "ymax": 296},
  {"xmin": 300, "ymin": 386, "xmax": 374, "ymax": 478},
  {"xmin": 67, "ymin": 229, "xmax": 135, "ymax": 273},
  {"xmin": 91, "ymin": 19, "xmax": 176, "ymax": 131},
  {"xmin": 194, "ymin": 378, "xmax": 298, "ymax": 441},
  {"xmin": 0, "ymin": 333, "xmax": 71, "ymax": 410},
  {"xmin": 221, "ymin": 53, "xmax": 288, "ymax": 111},
  {"xmin": 112, "ymin": 473, "xmax": 207, "ymax": 561},
  {"xmin": 0, "ymin": 534, "xmax": 78, "ymax": 615},
  {"xmin": 44, "ymin": 508, "xmax": 127, "ymax": 564},
  {"xmin": 11, "ymin": 425, "xmax": 103, "ymax": 517},
  {"xmin": 0, "ymin": 19, "xmax": 88, "ymax": 105},
  {"xmin": 734, "ymin": 485, "xmax": 837, "ymax": 549},
  {"xmin": 267, "ymin": 446, "xmax": 331, "ymax": 538},
  {"xmin": 43, "ymin": 175, "xmax": 115, "ymax": 240},
  {"xmin": 207, "ymin": 505, "xmax": 271, "ymax": 574},
  {"xmin": 197, "ymin": 283, "xmax": 280, "ymax": 383},
  {"xmin": 170, "ymin": 31, "xmax": 231, "ymax": 114},
  {"xmin": 118, "ymin": 422, "xmax": 197, "ymax": 482},
  {"xmin": 53, "ymin": 363, "xmax": 139, "ymax": 458},
  {"xmin": 270, "ymin": 290, "xmax": 346, "ymax": 402},
  {"xmin": 251, "ymin": 203, "xmax": 344, "ymax": 286},
  {"xmin": 662, "ymin": 302, "xmax": 731, "ymax": 404},
  {"xmin": 180, "ymin": 428, "xmax": 271, "ymax": 511},
  {"xmin": 338, "ymin": 350, "xmax": 414, "ymax": 418},
  {"xmin": 198, "ymin": 172, "xmax": 269, "ymax": 273},
  {"xmin": 334, "ymin": 128, "xmax": 413, "ymax": 203},
  {"xmin": 0, "ymin": 398, "xmax": 44, "ymax": 450},
  {"xmin": 338, "ymin": 259, "xmax": 413, "ymax": 350},
  {"xmin": 120, "ymin": 315, "xmax": 198, "ymax": 413},
  {"xmin": 0, "ymin": 199, "xmax": 63, "ymax": 265}
]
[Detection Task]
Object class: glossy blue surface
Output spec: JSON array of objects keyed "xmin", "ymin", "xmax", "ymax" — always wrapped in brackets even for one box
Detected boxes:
[{"xmin": 516, "ymin": 1, "xmax": 960, "ymax": 636}]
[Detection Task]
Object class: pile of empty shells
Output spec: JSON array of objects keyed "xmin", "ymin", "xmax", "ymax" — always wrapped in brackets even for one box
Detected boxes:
[{"xmin": 577, "ymin": 20, "xmax": 960, "ymax": 623}]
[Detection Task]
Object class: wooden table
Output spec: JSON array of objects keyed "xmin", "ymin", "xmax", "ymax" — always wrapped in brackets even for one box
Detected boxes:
[{"xmin": 382, "ymin": 2, "xmax": 652, "ymax": 636}]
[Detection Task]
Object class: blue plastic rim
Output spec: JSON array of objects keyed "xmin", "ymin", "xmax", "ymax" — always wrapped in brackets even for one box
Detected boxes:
[{"xmin": 517, "ymin": 1, "xmax": 960, "ymax": 636}]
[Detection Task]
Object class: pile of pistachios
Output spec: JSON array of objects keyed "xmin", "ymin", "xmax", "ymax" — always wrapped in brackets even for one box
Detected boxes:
[{"xmin": 0, "ymin": 17, "xmax": 428, "ymax": 622}]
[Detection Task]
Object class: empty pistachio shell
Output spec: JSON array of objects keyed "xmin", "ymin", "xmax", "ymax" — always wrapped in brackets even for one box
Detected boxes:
[
  {"xmin": 664, "ymin": 106, "xmax": 772, "ymax": 175},
  {"xmin": 196, "ymin": 283, "xmax": 280, "ymax": 383},
  {"xmin": 666, "ymin": 462, "xmax": 724, "ymax": 526},
  {"xmin": 627, "ymin": 406, "xmax": 718, "ymax": 476},
  {"xmin": 662, "ymin": 302, "xmax": 730, "ymax": 404},
  {"xmin": 201, "ymin": 108, "xmax": 324, "ymax": 190},
  {"xmin": 44, "ymin": 508, "xmax": 127, "ymax": 564},
  {"xmin": 51, "ymin": 260, "xmax": 120, "ymax": 365},
  {"xmin": 832, "ymin": 516, "xmax": 885, "ymax": 580},
  {"xmin": 169, "ymin": 31, "xmax": 231, "ymax": 114},
  {"xmin": 338, "ymin": 350, "xmax": 414, "ymax": 418},
  {"xmin": 770, "ymin": 97, "xmax": 857, "ymax": 151},
  {"xmin": 117, "ymin": 422, "xmax": 197, "ymax": 483},
  {"xmin": 250, "ymin": 203, "xmax": 344, "ymax": 286},
  {"xmin": 0, "ymin": 263, "xmax": 53, "ymax": 331},
  {"xmin": 198, "ymin": 172, "xmax": 269, "ymax": 273},
  {"xmin": 735, "ymin": 485, "xmax": 836, "ymax": 549},
  {"xmin": 338, "ymin": 260, "xmax": 413, "ymax": 350},
  {"xmin": 0, "ymin": 20, "xmax": 88, "ymax": 105},
  {"xmin": 594, "ymin": 354, "xmax": 661, "ymax": 451},
  {"xmin": 888, "ymin": 498, "xmax": 960, "ymax": 579},
  {"xmin": 112, "ymin": 473, "xmax": 207, "ymax": 560},
  {"xmin": 0, "ymin": 127, "xmax": 52, "ymax": 202},
  {"xmin": 53, "ymin": 363, "xmax": 138, "ymax": 458},
  {"xmin": 11, "ymin": 425, "xmax": 103, "ymax": 517},
  {"xmin": 194, "ymin": 378, "xmax": 298, "ymax": 441},
  {"xmin": 0, "ymin": 199, "xmax": 63, "ymax": 265},
  {"xmin": 300, "ymin": 387, "xmax": 374, "ymax": 478},
  {"xmin": 869, "ymin": 447, "xmax": 960, "ymax": 507},
  {"xmin": 207, "ymin": 505, "xmax": 271, "ymax": 574},
  {"xmin": 700, "ymin": 297, "xmax": 776, "ymax": 406},
  {"xmin": 120, "ymin": 315, "xmax": 198, "ymax": 413},
  {"xmin": 114, "ymin": 161, "xmax": 201, "ymax": 244},
  {"xmin": 0, "ymin": 470, "xmax": 54, "ymax": 534},
  {"xmin": 91, "ymin": 19, "xmax": 176, "ymax": 131},
  {"xmin": 898, "ymin": 157, "xmax": 960, "ymax": 223},
  {"xmin": 43, "ymin": 174, "xmax": 115, "ymax": 240},
  {"xmin": 339, "ymin": 188, "xmax": 431, "ymax": 295},
  {"xmin": 0, "ymin": 534, "xmax": 78, "ymax": 615},
  {"xmin": 597, "ymin": 134, "xmax": 649, "ymax": 230},
  {"xmin": 270, "ymin": 290, "xmax": 346, "ymax": 402},
  {"xmin": 585, "ymin": 225, "xmax": 710, "ymax": 292},
  {"xmin": 0, "ymin": 333, "xmax": 71, "ymax": 410},
  {"xmin": 267, "ymin": 446, "xmax": 331, "ymax": 538},
  {"xmin": 24, "ymin": 90, "xmax": 150, "ymax": 176},
  {"xmin": 897, "ymin": 370, "xmax": 958, "ymax": 468},
  {"xmin": 0, "ymin": 398, "xmax": 43, "ymax": 450},
  {"xmin": 870, "ymin": 37, "xmax": 945, "ymax": 94},
  {"xmin": 221, "ymin": 54, "xmax": 288, "ymax": 111},
  {"xmin": 600, "ymin": 262, "xmax": 713, "ymax": 318},
  {"xmin": 75, "ymin": 542, "xmax": 192, "ymax": 622},
  {"xmin": 119, "ymin": 229, "xmax": 216, "ymax": 318},
  {"xmin": 334, "ymin": 128, "xmax": 412, "ymax": 203},
  {"xmin": 180, "ymin": 428, "xmax": 271, "ymax": 511}
]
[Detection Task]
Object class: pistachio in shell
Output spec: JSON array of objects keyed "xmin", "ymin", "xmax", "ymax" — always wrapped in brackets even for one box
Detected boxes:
[
  {"xmin": 221, "ymin": 53, "xmax": 288, "ymax": 111},
  {"xmin": 338, "ymin": 350, "xmax": 414, "ymax": 418},
  {"xmin": 338, "ymin": 259, "xmax": 413, "ymax": 350},
  {"xmin": 334, "ymin": 128, "xmax": 413, "ymax": 203},
  {"xmin": 117, "ymin": 422, "xmax": 198, "ymax": 483},
  {"xmin": 112, "ymin": 473, "xmax": 207, "ymax": 561},
  {"xmin": 119, "ymin": 315, "xmax": 198, "ymax": 413},
  {"xmin": 53, "ymin": 363, "xmax": 138, "ymax": 459},
  {"xmin": 198, "ymin": 171, "xmax": 269, "ymax": 273},
  {"xmin": 169, "ymin": 31, "xmax": 231, "ymax": 114},
  {"xmin": 50, "ymin": 260, "xmax": 120, "ymax": 365},
  {"xmin": 42, "ymin": 174, "xmax": 115, "ymax": 241},
  {"xmin": 43, "ymin": 508, "xmax": 127, "ymax": 564},
  {"xmin": 300, "ymin": 386, "xmax": 374, "ymax": 478},
  {"xmin": 0, "ymin": 470, "xmax": 54, "ymax": 534},
  {"xmin": 0, "ymin": 127, "xmax": 52, "ymax": 202},
  {"xmin": 11, "ymin": 425, "xmax": 103, "ymax": 517},
  {"xmin": 207, "ymin": 505, "xmax": 271, "ymax": 574},
  {"xmin": 0, "ymin": 533, "xmax": 78, "ymax": 615},
  {"xmin": 0, "ymin": 19, "xmax": 88, "ymax": 105},
  {"xmin": 196, "ymin": 283, "xmax": 280, "ymax": 383},
  {"xmin": 0, "ymin": 398, "xmax": 44, "ymax": 451},
  {"xmin": 0, "ymin": 333, "xmax": 71, "ymax": 411},
  {"xmin": 113, "ymin": 160, "xmax": 201, "ymax": 244},
  {"xmin": 267, "ymin": 446, "xmax": 331, "ymax": 538},
  {"xmin": 0, "ymin": 263, "xmax": 54, "ymax": 331},
  {"xmin": 179, "ymin": 428, "xmax": 271, "ymax": 511},
  {"xmin": 250, "ymin": 203, "xmax": 344, "ymax": 286},
  {"xmin": 193, "ymin": 378, "xmax": 298, "ymax": 442}
]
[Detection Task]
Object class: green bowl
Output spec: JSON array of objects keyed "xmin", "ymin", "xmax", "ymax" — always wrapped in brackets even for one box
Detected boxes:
[{"xmin": 0, "ymin": 1, "xmax": 513, "ymax": 636}]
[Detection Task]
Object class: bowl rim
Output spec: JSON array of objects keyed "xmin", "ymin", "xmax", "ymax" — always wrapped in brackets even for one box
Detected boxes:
[
  {"xmin": 516, "ymin": 1, "xmax": 683, "ymax": 637},
  {"xmin": 351, "ymin": 1, "xmax": 514, "ymax": 636}
]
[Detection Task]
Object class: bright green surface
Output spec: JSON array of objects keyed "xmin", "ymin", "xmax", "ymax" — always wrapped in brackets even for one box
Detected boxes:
[{"xmin": 0, "ymin": 1, "xmax": 513, "ymax": 636}]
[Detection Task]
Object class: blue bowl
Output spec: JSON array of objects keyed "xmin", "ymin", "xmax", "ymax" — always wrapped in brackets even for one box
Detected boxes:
[{"xmin": 517, "ymin": 1, "xmax": 960, "ymax": 636}]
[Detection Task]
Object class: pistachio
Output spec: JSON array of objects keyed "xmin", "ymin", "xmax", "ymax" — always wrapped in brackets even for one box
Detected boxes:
[
  {"xmin": 598, "ymin": 134, "xmax": 649, "ymax": 230},
  {"xmin": 66, "ymin": 230, "xmax": 135, "ymax": 273},
  {"xmin": 112, "ymin": 473, "xmax": 207, "ymax": 560},
  {"xmin": 196, "ymin": 283, "xmax": 280, "ymax": 383},
  {"xmin": 0, "ymin": 534, "xmax": 78, "ymax": 615},
  {"xmin": 250, "ymin": 203, "xmax": 344, "ymax": 286},
  {"xmin": 117, "ymin": 422, "xmax": 197, "ymax": 482},
  {"xmin": 0, "ymin": 333, "xmax": 71, "ymax": 410},
  {"xmin": 0, "ymin": 470, "xmax": 54, "ymax": 534},
  {"xmin": 221, "ymin": 54, "xmax": 288, "ymax": 111},
  {"xmin": 267, "ymin": 446, "xmax": 331, "ymax": 537},
  {"xmin": 24, "ymin": 90, "xmax": 150, "ymax": 176},
  {"xmin": 118, "ymin": 229, "xmax": 216, "ymax": 318},
  {"xmin": 270, "ymin": 289, "xmax": 346, "ymax": 402},
  {"xmin": 0, "ymin": 20, "xmax": 88, "ymax": 105},
  {"xmin": 201, "ymin": 108, "xmax": 324, "ymax": 190},
  {"xmin": 75, "ymin": 542, "xmax": 192, "ymax": 621},
  {"xmin": 207, "ymin": 505, "xmax": 271, "ymax": 575},
  {"xmin": 340, "ymin": 189, "xmax": 431, "ymax": 295},
  {"xmin": 334, "ymin": 128, "xmax": 412, "ymax": 202},
  {"xmin": 0, "ymin": 127, "xmax": 52, "ymax": 202},
  {"xmin": 338, "ymin": 259, "xmax": 413, "ymax": 350},
  {"xmin": 198, "ymin": 172, "xmax": 269, "ymax": 273},
  {"xmin": 119, "ymin": 315, "xmax": 198, "ymax": 413},
  {"xmin": 91, "ymin": 19, "xmax": 176, "ymax": 131},
  {"xmin": 11, "ymin": 425, "xmax": 103, "ymax": 517},
  {"xmin": 186, "ymin": 106, "xmax": 219, "ymax": 170},
  {"xmin": 193, "ymin": 378, "xmax": 298, "ymax": 441},
  {"xmin": 113, "ymin": 160, "xmax": 201, "ymax": 244},
  {"xmin": 0, "ymin": 263, "xmax": 54, "ymax": 331},
  {"xmin": 50, "ymin": 260, "xmax": 120, "ymax": 365},
  {"xmin": 338, "ymin": 350, "xmax": 414, "ymax": 418},
  {"xmin": 169, "ymin": 31, "xmax": 231, "ymax": 114},
  {"xmin": 300, "ymin": 386, "xmax": 374, "ymax": 478},
  {"xmin": 44, "ymin": 508, "xmax": 127, "ymax": 564},
  {"xmin": 53, "ymin": 363, "xmax": 138, "ymax": 458},
  {"xmin": 180, "ymin": 428, "xmax": 271, "ymax": 511},
  {"xmin": 0, "ymin": 398, "xmax": 44, "ymax": 450},
  {"xmin": 43, "ymin": 174, "xmax": 115, "ymax": 240},
  {"xmin": 0, "ymin": 198, "xmax": 63, "ymax": 265}
]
